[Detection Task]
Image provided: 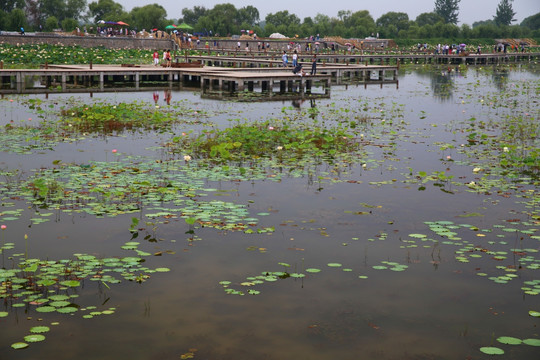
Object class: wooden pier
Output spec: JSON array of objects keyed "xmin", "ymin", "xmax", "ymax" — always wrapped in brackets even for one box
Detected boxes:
[{"xmin": 0, "ymin": 62, "xmax": 399, "ymax": 95}]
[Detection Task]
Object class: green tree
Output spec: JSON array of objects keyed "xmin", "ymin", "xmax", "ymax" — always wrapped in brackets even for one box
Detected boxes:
[
  {"xmin": 313, "ymin": 13, "xmax": 331, "ymax": 36},
  {"xmin": 39, "ymin": 0, "xmax": 87, "ymax": 22},
  {"xmin": 265, "ymin": 10, "xmax": 300, "ymax": 28},
  {"xmin": 263, "ymin": 22, "xmax": 276, "ymax": 36},
  {"xmin": 434, "ymin": 0, "xmax": 460, "ymax": 24},
  {"xmin": 44, "ymin": 15, "xmax": 59, "ymax": 31},
  {"xmin": 415, "ymin": 12, "xmax": 444, "ymax": 26},
  {"xmin": 494, "ymin": 0, "xmax": 516, "ymax": 26},
  {"xmin": 88, "ymin": 0, "xmax": 125, "ymax": 23},
  {"xmin": 521, "ymin": 12, "xmax": 540, "ymax": 30},
  {"xmin": 0, "ymin": 9, "xmax": 7, "ymax": 29},
  {"xmin": 61, "ymin": 17, "xmax": 78, "ymax": 31},
  {"xmin": 344, "ymin": 10, "xmax": 375, "ymax": 38},
  {"xmin": 376, "ymin": 12, "xmax": 409, "ymax": 37},
  {"xmin": 130, "ymin": 4, "xmax": 167, "ymax": 32},
  {"xmin": 9, "ymin": 7, "xmax": 26, "ymax": 30},
  {"xmin": 472, "ymin": 19, "xmax": 494, "ymax": 28},
  {"xmin": 238, "ymin": 5, "xmax": 259, "ymax": 26},
  {"xmin": 180, "ymin": 6, "xmax": 207, "ymax": 25},
  {"xmin": 0, "ymin": 0, "xmax": 24, "ymax": 12},
  {"xmin": 203, "ymin": 3, "xmax": 240, "ymax": 35},
  {"xmin": 65, "ymin": 0, "xmax": 87, "ymax": 21},
  {"xmin": 337, "ymin": 10, "xmax": 351, "ymax": 22}
]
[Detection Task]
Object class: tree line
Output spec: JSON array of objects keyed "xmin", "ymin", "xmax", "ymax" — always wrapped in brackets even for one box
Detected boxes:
[{"xmin": 0, "ymin": 0, "xmax": 539, "ymax": 40}]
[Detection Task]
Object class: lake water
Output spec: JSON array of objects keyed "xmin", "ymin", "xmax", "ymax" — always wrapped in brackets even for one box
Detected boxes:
[{"xmin": 1, "ymin": 64, "xmax": 539, "ymax": 359}]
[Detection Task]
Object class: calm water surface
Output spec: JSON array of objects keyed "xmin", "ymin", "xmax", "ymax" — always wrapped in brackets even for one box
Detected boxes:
[{"xmin": 1, "ymin": 64, "xmax": 539, "ymax": 359}]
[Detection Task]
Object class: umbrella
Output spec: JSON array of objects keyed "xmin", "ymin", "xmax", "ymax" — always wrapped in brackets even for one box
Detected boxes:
[
  {"xmin": 345, "ymin": 42, "xmax": 352, "ymax": 46},
  {"xmin": 165, "ymin": 25, "xmax": 176, "ymax": 30},
  {"xmin": 117, "ymin": 21, "xmax": 129, "ymax": 26},
  {"xmin": 176, "ymin": 22, "xmax": 193, "ymax": 30},
  {"xmin": 314, "ymin": 41, "xmax": 320, "ymax": 45},
  {"xmin": 97, "ymin": 20, "xmax": 105, "ymax": 24}
]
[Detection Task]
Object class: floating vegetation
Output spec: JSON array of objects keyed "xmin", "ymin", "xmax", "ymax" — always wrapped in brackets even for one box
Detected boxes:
[
  {"xmin": 58, "ymin": 101, "xmax": 207, "ymax": 134},
  {"xmin": 0, "ymin": 240, "xmax": 171, "ymax": 349},
  {"xmin": 1, "ymin": 62, "xmax": 540, "ymax": 358},
  {"xmin": 167, "ymin": 120, "xmax": 364, "ymax": 165}
]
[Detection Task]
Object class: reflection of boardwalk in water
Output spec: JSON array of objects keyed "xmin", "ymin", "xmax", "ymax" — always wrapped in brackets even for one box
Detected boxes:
[{"xmin": 0, "ymin": 63, "xmax": 399, "ymax": 98}]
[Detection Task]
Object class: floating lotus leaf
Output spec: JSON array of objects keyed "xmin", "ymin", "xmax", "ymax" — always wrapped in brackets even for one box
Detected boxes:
[
  {"xmin": 49, "ymin": 301, "xmax": 71, "ymax": 308},
  {"xmin": 327, "ymin": 263, "xmax": 342, "ymax": 267},
  {"xmin": 496, "ymin": 336, "xmax": 522, "ymax": 345},
  {"xmin": 523, "ymin": 338, "xmax": 540, "ymax": 346},
  {"xmin": 11, "ymin": 342, "xmax": 28, "ymax": 349},
  {"xmin": 35, "ymin": 306, "xmax": 56, "ymax": 313},
  {"xmin": 479, "ymin": 347, "xmax": 504, "ymax": 355},
  {"xmin": 0, "ymin": 311, "xmax": 8, "ymax": 318},
  {"xmin": 30, "ymin": 326, "xmax": 50, "ymax": 334},
  {"xmin": 56, "ymin": 306, "xmax": 78, "ymax": 314},
  {"xmin": 59, "ymin": 280, "xmax": 80, "ymax": 287},
  {"xmin": 305, "ymin": 268, "xmax": 321, "ymax": 273},
  {"xmin": 24, "ymin": 334, "xmax": 45, "ymax": 343}
]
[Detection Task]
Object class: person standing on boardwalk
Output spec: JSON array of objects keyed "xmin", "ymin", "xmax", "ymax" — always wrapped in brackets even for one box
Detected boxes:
[
  {"xmin": 165, "ymin": 50, "xmax": 171, "ymax": 67},
  {"xmin": 292, "ymin": 50, "xmax": 298, "ymax": 67},
  {"xmin": 153, "ymin": 50, "xmax": 159, "ymax": 66},
  {"xmin": 311, "ymin": 54, "xmax": 317, "ymax": 75},
  {"xmin": 282, "ymin": 51, "xmax": 288, "ymax": 67}
]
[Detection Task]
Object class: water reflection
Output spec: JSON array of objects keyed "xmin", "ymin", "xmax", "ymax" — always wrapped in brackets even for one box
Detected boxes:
[
  {"xmin": 491, "ymin": 68, "xmax": 509, "ymax": 91},
  {"xmin": 429, "ymin": 67, "xmax": 459, "ymax": 101}
]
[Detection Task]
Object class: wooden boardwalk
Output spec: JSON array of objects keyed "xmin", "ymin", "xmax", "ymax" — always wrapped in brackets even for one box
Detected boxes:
[
  {"xmin": 0, "ymin": 62, "xmax": 399, "ymax": 95},
  {"xmin": 184, "ymin": 49, "xmax": 540, "ymax": 66}
]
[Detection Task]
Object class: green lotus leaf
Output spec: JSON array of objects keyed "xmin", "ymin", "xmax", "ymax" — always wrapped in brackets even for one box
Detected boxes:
[
  {"xmin": 59, "ymin": 280, "xmax": 80, "ymax": 287},
  {"xmin": 35, "ymin": 306, "xmax": 56, "ymax": 313},
  {"xmin": 523, "ymin": 338, "xmax": 540, "ymax": 346},
  {"xmin": 496, "ymin": 336, "xmax": 522, "ymax": 345},
  {"xmin": 24, "ymin": 334, "xmax": 45, "ymax": 343},
  {"xmin": 11, "ymin": 342, "xmax": 28, "ymax": 349},
  {"xmin": 30, "ymin": 326, "xmax": 50, "ymax": 334},
  {"xmin": 479, "ymin": 347, "xmax": 504, "ymax": 355}
]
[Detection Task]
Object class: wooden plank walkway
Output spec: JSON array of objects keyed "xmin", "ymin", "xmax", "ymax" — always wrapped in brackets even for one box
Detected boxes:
[
  {"xmin": 0, "ymin": 63, "xmax": 398, "ymax": 94},
  {"xmin": 184, "ymin": 49, "xmax": 540, "ymax": 66}
]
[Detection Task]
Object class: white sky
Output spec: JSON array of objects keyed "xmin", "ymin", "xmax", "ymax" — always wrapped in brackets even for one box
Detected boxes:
[{"xmin": 114, "ymin": 0, "xmax": 539, "ymax": 25}]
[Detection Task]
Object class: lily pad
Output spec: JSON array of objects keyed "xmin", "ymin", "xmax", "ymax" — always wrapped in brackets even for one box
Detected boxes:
[
  {"xmin": 327, "ymin": 263, "xmax": 342, "ymax": 267},
  {"xmin": 523, "ymin": 338, "xmax": 540, "ymax": 346},
  {"xmin": 496, "ymin": 336, "xmax": 522, "ymax": 345},
  {"xmin": 24, "ymin": 334, "xmax": 45, "ymax": 343},
  {"xmin": 479, "ymin": 347, "xmax": 504, "ymax": 355},
  {"xmin": 30, "ymin": 326, "xmax": 50, "ymax": 334},
  {"xmin": 11, "ymin": 342, "xmax": 28, "ymax": 349}
]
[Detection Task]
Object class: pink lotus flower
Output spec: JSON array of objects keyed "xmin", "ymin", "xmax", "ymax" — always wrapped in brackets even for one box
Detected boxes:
[
  {"xmin": 1, "ymin": 225, "xmax": 6, "ymax": 230},
  {"xmin": 112, "ymin": 149, "xmax": 117, "ymax": 153}
]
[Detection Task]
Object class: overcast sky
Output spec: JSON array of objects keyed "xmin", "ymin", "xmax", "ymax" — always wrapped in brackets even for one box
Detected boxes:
[{"xmin": 114, "ymin": 0, "xmax": 539, "ymax": 25}]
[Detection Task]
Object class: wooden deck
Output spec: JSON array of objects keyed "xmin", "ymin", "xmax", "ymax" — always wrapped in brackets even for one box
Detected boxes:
[
  {"xmin": 183, "ymin": 49, "xmax": 540, "ymax": 66},
  {"xmin": 0, "ymin": 62, "xmax": 398, "ymax": 94}
]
